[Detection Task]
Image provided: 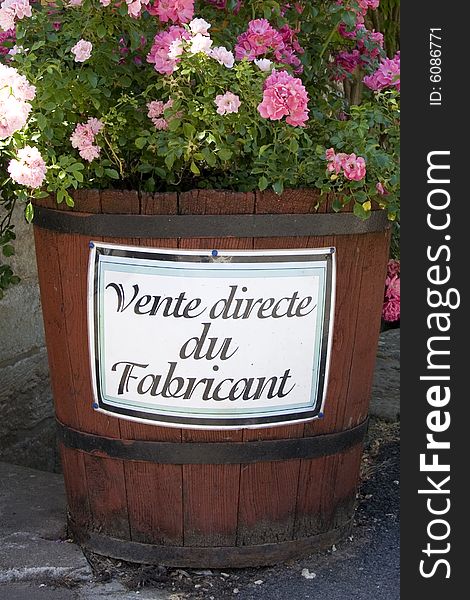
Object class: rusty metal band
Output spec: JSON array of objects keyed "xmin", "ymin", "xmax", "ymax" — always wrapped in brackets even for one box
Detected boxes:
[
  {"xmin": 56, "ymin": 419, "xmax": 367, "ymax": 465},
  {"xmin": 70, "ymin": 520, "xmax": 353, "ymax": 568},
  {"xmin": 34, "ymin": 206, "xmax": 389, "ymax": 238}
]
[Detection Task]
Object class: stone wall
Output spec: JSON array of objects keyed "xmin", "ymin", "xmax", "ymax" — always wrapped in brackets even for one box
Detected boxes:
[{"xmin": 0, "ymin": 204, "xmax": 58, "ymax": 472}]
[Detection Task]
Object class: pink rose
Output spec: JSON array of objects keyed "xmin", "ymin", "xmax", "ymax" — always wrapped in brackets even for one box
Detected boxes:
[
  {"xmin": 258, "ymin": 70, "xmax": 309, "ymax": 127},
  {"xmin": 383, "ymin": 298, "xmax": 400, "ymax": 322},
  {"xmin": 254, "ymin": 58, "xmax": 273, "ymax": 72},
  {"xmin": 210, "ymin": 46, "xmax": 235, "ymax": 68},
  {"xmin": 387, "ymin": 259, "xmax": 400, "ymax": 279},
  {"xmin": 364, "ymin": 52, "xmax": 400, "ymax": 92},
  {"xmin": 147, "ymin": 98, "xmax": 175, "ymax": 129},
  {"xmin": 71, "ymin": 39, "xmax": 92, "ymax": 62},
  {"xmin": 1, "ymin": 63, "xmax": 35, "ymax": 138},
  {"xmin": 189, "ymin": 32, "xmax": 213, "ymax": 54},
  {"xmin": 70, "ymin": 117, "xmax": 104, "ymax": 162},
  {"xmin": 149, "ymin": 0, "xmax": 194, "ymax": 25},
  {"xmin": 376, "ymin": 182, "xmax": 388, "ymax": 195},
  {"xmin": 189, "ymin": 18, "xmax": 211, "ymax": 36},
  {"xmin": 8, "ymin": 145, "xmax": 46, "ymax": 189},
  {"xmin": 147, "ymin": 26, "xmax": 188, "ymax": 75},
  {"xmin": 0, "ymin": 0, "xmax": 31, "ymax": 32},
  {"xmin": 215, "ymin": 91, "xmax": 241, "ymax": 115},
  {"xmin": 342, "ymin": 153, "xmax": 367, "ymax": 181}
]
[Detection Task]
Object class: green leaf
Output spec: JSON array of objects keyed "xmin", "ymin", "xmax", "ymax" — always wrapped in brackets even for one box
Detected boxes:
[
  {"xmin": 259, "ymin": 145, "xmax": 272, "ymax": 156},
  {"xmin": 25, "ymin": 202, "xmax": 34, "ymax": 224},
  {"xmin": 355, "ymin": 190, "xmax": 368, "ymax": 203},
  {"xmin": 218, "ymin": 149, "xmax": 233, "ymax": 161},
  {"xmin": 65, "ymin": 193, "xmax": 75, "ymax": 208},
  {"xmin": 272, "ymin": 180, "xmax": 284, "ymax": 195},
  {"xmin": 202, "ymin": 147, "xmax": 216, "ymax": 167},
  {"xmin": 331, "ymin": 196, "xmax": 343, "ymax": 212},
  {"xmin": 2, "ymin": 245, "xmax": 15, "ymax": 257},
  {"xmin": 258, "ymin": 176, "xmax": 269, "ymax": 191},
  {"xmin": 165, "ymin": 153, "xmax": 175, "ymax": 170},
  {"xmin": 130, "ymin": 29, "xmax": 142, "ymax": 51},
  {"xmin": 183, "ymin": 123, "xmax": 196, "ymax": 138},
  {"xmin": 289, "ymin": 139, "xmax": 299, "ymax": 154},
  {"xmin": 31, "ymin": 40, "xmax": 45, "ymax": 51},
  {"xmin": 190, "ymin": 161, "xmax": 201, "ymax": 175},
  {"xmin": 96, "ymin": 23, "xmax": 107, "ymax": 38},
  {"xmin": 87, "ymin": 72, "xmax": 98, "ymax": 88},
  {"xmin": 135, "ymin": 137, "xmax": 148, "ymax": 149},
  {"xmin": 353, "ymin": 202, "xmax": 369, "ymax": 220},
  {"xmin": 168, "ymin": 118, "xmax": 182, "ymax": 132},
  {"xmin": 36, "ymin": 114, "xmax": 47, "ymax": 130},
  {"xmin": 105, "ymin": 168, "xmax": 120, "ymax": 180},
  {"xmin": 66, "ymin": 163, "xmax": 85, "ymax": 173}
]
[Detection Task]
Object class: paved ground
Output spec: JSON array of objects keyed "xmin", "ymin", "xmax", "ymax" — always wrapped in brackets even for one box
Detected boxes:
[
  {"xmin": 0, "ymin": 330, "xmax": 399, "ymax": 600},
  {"xmin": 370, "ymin": 329, "xmax": 400, "ymax": 422}
]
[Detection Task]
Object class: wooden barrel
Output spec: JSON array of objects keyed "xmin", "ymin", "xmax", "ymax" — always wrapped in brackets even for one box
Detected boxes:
[{"xmin": 33, "ymin": 189, "xmax": 390, "ymax": 568}]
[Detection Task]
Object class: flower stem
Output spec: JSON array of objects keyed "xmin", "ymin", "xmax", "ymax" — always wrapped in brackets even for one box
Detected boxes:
[{"xmin": 320, "ymin": 25, "xmax": 338, "ymax": 59}]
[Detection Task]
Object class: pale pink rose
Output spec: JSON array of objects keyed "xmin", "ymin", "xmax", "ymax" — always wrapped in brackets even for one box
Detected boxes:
[
  {"xmin": 0, "ymin": 96, "xmax": 30, "ymax": 138},
  {"xmin": 168, "ymin": 38, "xmax": 184, "ymax": 60},
  {"xmin": 71, "ymin": 39, "xmax": 92, "ymax": 63},
  {"xmin": 147, "ymin": 98, "xmax": 175, "ymax": 129},
  {"xmin": 0, "ymin": 0, "xmax": 31, "ymax": 32},
  {"xmin": 0, "ymin": 63, "xmax": 35, "ymax": 138},
  {"xmin": 147, "ymin": 100, "xmax": 165, "ymax": 120},
  {"xmin": 0, "ymin": 8, "xmax": 15, "ymax": 31},
  {"xmin": 210, "ymin": 46, "xmax": 235, "ymax": 68},
  {"xmin": 254, "ymin": 58, "xmax": 273, "ymax": 71},
  {"xmin": 100, "ymin": 0, "xmax": 111, "ymax": 5},
  {"xmin": 152, "ymin": 117, "xmax": 169, "ymax": 130},
  {"xmin": 325, "ymin": 148, "xmax": 336, "ymax": 161},
  {"xmin": 87, "ymin": 117, "xmax": 104, "ymax": 135},
  {"xmin": 189, "ymin": 32, "xmax": 212, "ymax": 54},
  {"xmin": 215, "ymin": 91, "xmax": 241, "ymax": 115},
  {"xmin": 70, "ymin": 117, "xmax": 104, "ymax": 162},
  {"xmin": 126, "ymin": 0, "xmax": 149, "ymax": 18},
  {"xmin": 79, "ymin": 145, "xmax": 101, "ymax": 162},
  {"xmin": 189, "ymin": 18, "xmax": 211, "ymax": 36},
  {"xmin": 0, "ymin": 63, "xmax": 35, "ymax": 101},
  {"xmin": 68, "ymin": 0, "xmax": 83, "ymax": 6},
  {"xmin": 8, "ymin": 145, "xmax": 47, "ymax": 189}
]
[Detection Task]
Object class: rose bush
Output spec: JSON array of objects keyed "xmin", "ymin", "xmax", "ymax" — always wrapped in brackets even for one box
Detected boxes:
[{"xmin": 0, "ymin": 0, "xmax": 400, "ymax": 294}]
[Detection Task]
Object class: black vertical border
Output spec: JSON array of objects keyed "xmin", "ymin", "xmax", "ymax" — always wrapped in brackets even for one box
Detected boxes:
[{"xmin": 401, "ymin": 2, "xmax": 467, "ymax": 597}]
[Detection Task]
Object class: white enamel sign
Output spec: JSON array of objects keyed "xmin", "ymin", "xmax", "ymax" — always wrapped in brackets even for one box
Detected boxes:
[{"xmin": 88, "ymin": 245, "xmax": 335, "ymax": 429}]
